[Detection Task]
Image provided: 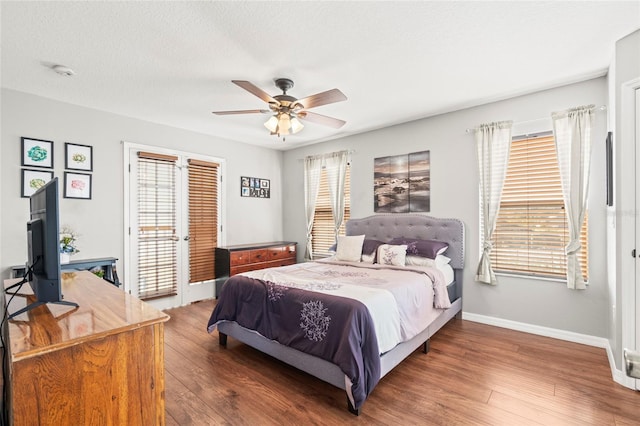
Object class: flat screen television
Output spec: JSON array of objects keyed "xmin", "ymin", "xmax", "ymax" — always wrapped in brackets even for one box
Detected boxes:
[{"xmin": 6, "ymin": 177, "xmax": 78, "ymax": 319}]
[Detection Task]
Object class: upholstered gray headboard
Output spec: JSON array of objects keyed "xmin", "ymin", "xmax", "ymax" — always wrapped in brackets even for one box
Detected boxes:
[{"xmin": 345, "ymin": 214, "xmax": 465, "ymax": 270}]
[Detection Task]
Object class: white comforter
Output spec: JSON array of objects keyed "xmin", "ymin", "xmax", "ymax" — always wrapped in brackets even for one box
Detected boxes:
[{"xmin": 241, "ymin": 259, "xmax": 451, "ymax": 354}]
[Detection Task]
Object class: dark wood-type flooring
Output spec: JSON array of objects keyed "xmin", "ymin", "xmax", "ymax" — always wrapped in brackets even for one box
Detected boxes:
[{"xmin": 164, "ymin": 299, "xmax": 640, "ymax": 425}]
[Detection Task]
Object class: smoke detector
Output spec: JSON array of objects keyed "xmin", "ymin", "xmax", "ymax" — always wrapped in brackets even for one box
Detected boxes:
[{"xmin": 51, "ymin": 65, "xmax": 75, "ymax": 77}]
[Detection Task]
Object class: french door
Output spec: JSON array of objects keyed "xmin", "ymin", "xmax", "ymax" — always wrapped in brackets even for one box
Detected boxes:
[{"xmin": 124, "ymin": 143, "xmax": 224, "ymax": 310}]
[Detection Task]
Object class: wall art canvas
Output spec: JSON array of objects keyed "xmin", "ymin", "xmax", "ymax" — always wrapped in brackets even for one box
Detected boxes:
[
  {"xmin": 21, "ymin": 169, "xmax": 54, "ymax": 198},
  {"xmin": 21, "ymin": 137, "xmax": 53, "ymax": 168},
  {"xmin": 64, "ymin": 172, "xmax": 92, "ymax": 200},
  {"xmin": 374, "ymin": 150, "xmax": 430, "ymax": 213},
  {"xmin": 65, "ymin": 142, "xmax": 93, "ymax": 171},
  {"xmin": 241, "ymin": 176, "xmax": 270, "ymax": 198}
]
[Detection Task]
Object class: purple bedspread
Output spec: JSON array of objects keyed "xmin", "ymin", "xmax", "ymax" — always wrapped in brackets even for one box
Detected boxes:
[{"xmin": 207, "ymin": 275, "xmax": 381, "ymax": 410}]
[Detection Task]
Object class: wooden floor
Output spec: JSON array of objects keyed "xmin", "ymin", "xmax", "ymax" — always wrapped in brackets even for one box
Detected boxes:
[{"xmin": 164, "ymin": 299, "xmax": 640, "ymax": 425}]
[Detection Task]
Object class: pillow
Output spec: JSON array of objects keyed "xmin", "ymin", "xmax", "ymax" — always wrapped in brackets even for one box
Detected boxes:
[
  {"xmin": 331, "ymin": 238, "xmax": 384, "ymax": 262},
  {"xmin": 406, "ymin": 254, "xmax": 451, "ymax": 267},
  {"xmin": 361, "ymin": 239, "xmax": 385, "ymax": 263},
  {"xmin": 335, "ymin": 235, "xmax": 365, "ymax": 262},
  {"xmin": 377, "ymin": 244, "xmax": 407, "ymax": 266},
  {"xmin": 362, "ymin": 239, "xmax": 385, "ymax": 255},
  {"xmin": 388, "ymin": 238, "xmax": 448, "ymax": 259}
]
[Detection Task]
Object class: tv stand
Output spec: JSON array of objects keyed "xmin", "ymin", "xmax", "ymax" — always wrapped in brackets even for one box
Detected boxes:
[
  {"xmin": 4, "ymin": 274, "xmax": 80, "ymax": 320},
  {"xmin": 7, "ymin": 299, "xmax": 79, "ymax": 320}
]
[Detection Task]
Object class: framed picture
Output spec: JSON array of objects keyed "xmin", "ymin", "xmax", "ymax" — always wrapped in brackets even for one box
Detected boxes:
[
  {"xmin": 21, "ymin": 137, "xmax": 54, "ymax": 168},
  {"xmin": 64, "ymin": 172, "xmax": 92, "ymax": 199},
  {"xmin": 65, "ymin": 143, "xmax": 93, "ymax": 171},
  {"xmin": 374, "ymin": 150, "xmax": 430, "ymax": 213},
  {"xmin": 241, "ymin": 176, "xmax": 270, "ymax": 198},
  {"xmin": 21, "ymin": 169, "xmax": 54, "ymax": 198}
]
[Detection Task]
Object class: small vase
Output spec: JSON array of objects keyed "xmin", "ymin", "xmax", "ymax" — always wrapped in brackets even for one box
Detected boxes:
[{"xmin": 60, "ymin": 252, "xmax": 70, "ymax": 264}]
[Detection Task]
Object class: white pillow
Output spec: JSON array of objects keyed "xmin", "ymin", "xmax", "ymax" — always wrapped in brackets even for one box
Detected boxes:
[
  {"xmin": 377, "ymin": 244, "xmax": 407, "ymax": 266},
  {"xmin": 335, "ymin": 235, "xmax": 365, "ymax": 262},
  {"xmin": 406, "ymin": 254, "xmax": 451, "ymax": 267}
]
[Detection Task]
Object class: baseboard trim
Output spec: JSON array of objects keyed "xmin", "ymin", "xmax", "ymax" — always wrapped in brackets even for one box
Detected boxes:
[
  {"xmin": 462, "ymin": 311, "xmax": 636, "ymax": 390},
  {"xmin": 462, "ymin": 312, "xmax": 608, "ymax": 347}
]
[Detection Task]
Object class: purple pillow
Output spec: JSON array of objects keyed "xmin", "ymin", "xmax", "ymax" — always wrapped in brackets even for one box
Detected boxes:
[
  {"xmin": 388, "ymin": 238, "xmax": 448, "ymax": 259},
  {"xmin": 362, "ymin": 239, "xmax": 385, "ymax": 255}
]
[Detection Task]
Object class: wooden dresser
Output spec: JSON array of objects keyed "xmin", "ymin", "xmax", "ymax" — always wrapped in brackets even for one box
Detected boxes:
[
  {"xmin": 2, "ymin": 271, "xmax": 169, "ymax": 425},
  {"xmin": 215, "ymin": 241, "xmax": 297, "ymax": 280}
]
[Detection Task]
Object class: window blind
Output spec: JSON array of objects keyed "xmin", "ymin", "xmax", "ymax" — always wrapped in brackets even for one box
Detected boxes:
[
  {"xmin": 187, "ymin": 159, "xmax": 218, "ymax": 283},
  {"xmin": 311, "ymin": 165, "xmax": 351, "ymax": 258},
  {"xmin": 137, "ymin": 151, "xmax": 178, "ymax": 300},
  {"xmin": 489, "ymin": 134, "xmax": 589, "ymax": 280}
]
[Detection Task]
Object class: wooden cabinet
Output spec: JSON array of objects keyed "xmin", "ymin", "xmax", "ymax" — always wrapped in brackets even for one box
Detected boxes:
[
  {"xmin": 216, "ymin": 241, "xmax": 297, "ymax": 279},
  {"xmin": 2, "ymin": 271, "xmax": 169, "ymax": 425}
]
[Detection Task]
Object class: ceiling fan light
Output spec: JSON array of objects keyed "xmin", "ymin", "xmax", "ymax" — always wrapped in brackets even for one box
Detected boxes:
[
  {"xmin": 264, "ymin": 116, "xmax": 279, "ymax": 132},
  {"xmin": 290, "ymin": 117, "xmax": 304, "ymax": 134},
  {"xmin": 278, "ymin": 113, "xmax": 291, "ymax": 130}
]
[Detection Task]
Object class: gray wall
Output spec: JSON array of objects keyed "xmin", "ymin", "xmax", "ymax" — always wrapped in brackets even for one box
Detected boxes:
[
  {"xmin": 1, "ymin": 89, "xmax": 284, "ymax": 281},
  {"xmin": 283, "ymin": 77, "xmax": 609, "ymax": 338}
]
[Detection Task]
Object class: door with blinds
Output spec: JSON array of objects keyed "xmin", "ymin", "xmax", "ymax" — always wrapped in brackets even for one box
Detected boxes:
[{"xmin": 126, "ymin": 146, "xmax": 223, "ymax": 310}]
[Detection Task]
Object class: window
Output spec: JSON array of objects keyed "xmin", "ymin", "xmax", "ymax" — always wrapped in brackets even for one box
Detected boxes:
[
  {"xmin": 137, "ymin": 151, "xmax": 179, "ymax": 299},
  {"xmin": 311, "ymin": 165, "xmax": 351, "ymax": 258},
  {"xmin": 187, "ymin": 159, "xmax": 219, "ymax": 283},
  {"xmin": 487, "ymin": 133, "xmax": 589, "ymax": 280}
]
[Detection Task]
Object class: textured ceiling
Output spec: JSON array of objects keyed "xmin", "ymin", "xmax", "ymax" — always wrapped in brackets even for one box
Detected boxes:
[{"xmin": 2, "ymin": 1, "xmax": 639, "ymax": 150}]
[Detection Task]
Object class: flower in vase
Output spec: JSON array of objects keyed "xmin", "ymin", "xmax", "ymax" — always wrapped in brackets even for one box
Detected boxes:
[{"xmin": 60, "ymin": 225, "xmax": 80, "ymax": 255}]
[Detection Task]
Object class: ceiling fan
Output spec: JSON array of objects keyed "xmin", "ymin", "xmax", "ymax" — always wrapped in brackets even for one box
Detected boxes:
[{"xmin": 212, "ymin": 79, "xmax": 347, "ymax": 138}]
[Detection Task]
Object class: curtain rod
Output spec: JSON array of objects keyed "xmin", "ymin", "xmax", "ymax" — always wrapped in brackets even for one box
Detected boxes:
[
  {"xmin": 465, "ymin": 105, "xmax": 607, "ymax": 134},
  {"xmin": 298, "ymin": 149, "xmax": 355, "ymax": 161}
]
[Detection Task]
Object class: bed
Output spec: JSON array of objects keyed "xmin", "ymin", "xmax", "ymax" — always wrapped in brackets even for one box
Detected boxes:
[{"xmin": 207, "ymin": 214, "xmax": 465, "ymax": 415}]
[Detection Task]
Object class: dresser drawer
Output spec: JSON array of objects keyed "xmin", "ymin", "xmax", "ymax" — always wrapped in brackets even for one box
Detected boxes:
[
  {"xmin": 231, "ymin": 264, "xmax": 257, "ymax": 275},
  {"xmin": 266, "ymin": 247, "xmax": 294, "ymax": 261},
  {"xmin": 230, "ymin": 250, "xmax": 251, "ymax": 266},
  {"xmin": 250, "ymin": 249, "xmax": 269, "ymax": 263}
]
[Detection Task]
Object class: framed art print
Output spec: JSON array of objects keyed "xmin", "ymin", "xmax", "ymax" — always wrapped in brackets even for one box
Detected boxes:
[
  {"xmin": 64, "ymin": 172, "xmax": 92, "ymax": 199},
  {"xmin": 21, "ymin": 137, "xmax": 54, "ymax": 168},
  {"xmin": 21, "ymin": 169, "xmax": 54, "ymax": 198},
  {"xmin": 65, "ymin": 143, "xmax": 93, "ymax": 171},
  {"xmin": 241, "ymin": 176, "xmax": 270, "ymax": 198},
  {"xmin": 374, "ymin": 150, "xmax": 430, "ymax": 213}
]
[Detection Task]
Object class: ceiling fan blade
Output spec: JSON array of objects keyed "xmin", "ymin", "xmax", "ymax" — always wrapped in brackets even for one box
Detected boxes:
[
  {"xmin": 232, "ymin": 80, "xmax": 277, "ymax": 104},
  {"xmin": 212, "ymin": 109, "xmax": 270, "ymax": 115},
  {"xmin": 294, "ymin": 89, "xmax": 347, "ymax": 109},
  {"xmin": 298, "ymin": 111, "xmax": 346, "ymax": 128}
]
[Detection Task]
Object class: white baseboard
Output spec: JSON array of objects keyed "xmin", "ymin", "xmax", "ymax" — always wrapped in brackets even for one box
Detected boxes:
[{"xmin": 462, "ymin": 311, "xmax": 636, "ymax": 390}]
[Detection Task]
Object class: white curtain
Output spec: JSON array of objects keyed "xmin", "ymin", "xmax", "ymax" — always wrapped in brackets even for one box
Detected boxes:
[
  {"xmin": 324, "ymin": 150, "xmax": 350, "ymax": 241},
  {"xmin": 552, "ymin": 104, "xmax": 594, "ymax": 289},
  {"xmin": 303, "ymin": 156, "xmax": 323, "ymax": 260},
  {"xmin": 475, "ymin": 121, "xmax": 513, "ymax": 285}
]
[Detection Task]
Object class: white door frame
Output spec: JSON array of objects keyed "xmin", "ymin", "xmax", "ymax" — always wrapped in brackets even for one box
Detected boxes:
[
  {"xmin": 635, "ymin": 86, "xmax": 640, "ymax": 390},
  {"xmin": 122, "ymin": 142, "xmax": 226, "ymax": 310},
  {"xmin": 620, "ymin": 78, "xmax": 640, "ymax": 389}
]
